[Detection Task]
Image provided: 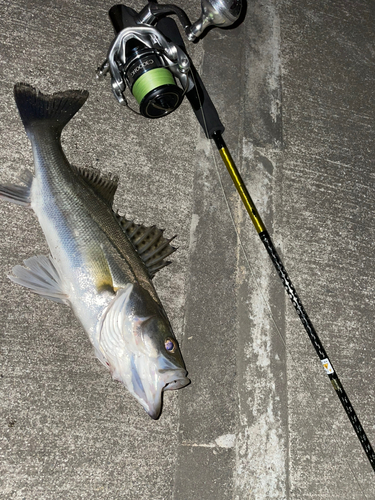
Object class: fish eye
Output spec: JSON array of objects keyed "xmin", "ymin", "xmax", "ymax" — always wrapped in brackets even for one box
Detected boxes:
[{"xmin": 164, "ymin": 338, "xmax": 176, "ymax": 353}]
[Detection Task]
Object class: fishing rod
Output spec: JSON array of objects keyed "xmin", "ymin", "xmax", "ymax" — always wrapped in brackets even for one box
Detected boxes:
[{"xmin": 96, "ymin": 0, "xmax": 375, "ymax": 472}]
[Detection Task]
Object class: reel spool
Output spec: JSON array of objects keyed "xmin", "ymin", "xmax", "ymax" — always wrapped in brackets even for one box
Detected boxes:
[{"xmin": 123, "ymin": 46, "xmax": 184, "ymax": 118}]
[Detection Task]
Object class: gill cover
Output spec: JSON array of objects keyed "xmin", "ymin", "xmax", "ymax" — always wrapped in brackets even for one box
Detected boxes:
[{"xmin": 97, "ymin": 283, "xmax": 189, "ymax": 419}]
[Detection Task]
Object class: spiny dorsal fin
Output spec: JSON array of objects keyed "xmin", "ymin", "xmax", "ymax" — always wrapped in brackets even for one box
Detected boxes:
[
  {"xmin": 116, "ymin": 214, "xmax": 177, "ymax": 278},
  {"xmin": 74, "ymin": 166, "xmax": 119, "ymax": 206}
]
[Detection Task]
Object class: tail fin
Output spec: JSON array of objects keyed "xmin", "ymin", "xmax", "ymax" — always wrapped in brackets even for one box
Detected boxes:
[{"xmin": 13, "ymin": 83, "xmax": 89, "ymax": 137}]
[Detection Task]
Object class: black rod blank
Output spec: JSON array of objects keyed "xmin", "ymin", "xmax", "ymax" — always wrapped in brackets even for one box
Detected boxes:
[{"xmin": 213, "ymin": 130, "xmax": 375, "ymax": 473}]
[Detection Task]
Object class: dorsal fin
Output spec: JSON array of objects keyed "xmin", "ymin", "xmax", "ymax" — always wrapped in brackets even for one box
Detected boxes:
[
  {"xmin": 116, "ymin": 214, "xmax": 177, "ymax": 278},
  {"xmin": 74, "ymin": 166, "xmax": 119, "ymax": 206}
]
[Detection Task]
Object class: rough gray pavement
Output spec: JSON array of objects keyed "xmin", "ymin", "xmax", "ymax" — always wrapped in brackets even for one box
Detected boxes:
[{"xmin": 1, "ymin": 1, "xmax": 375, "ymax": 499}]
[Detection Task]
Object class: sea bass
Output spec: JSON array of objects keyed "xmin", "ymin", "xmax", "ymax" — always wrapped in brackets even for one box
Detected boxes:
[{"xmin": 0, "ymin": 83, "xmax": 189, "ymax": 419}]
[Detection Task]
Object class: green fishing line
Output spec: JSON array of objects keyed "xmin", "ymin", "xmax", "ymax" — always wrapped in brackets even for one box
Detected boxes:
[{"xmin": 132, "ymin": 68, "xmax": 175, "ymax": 104}]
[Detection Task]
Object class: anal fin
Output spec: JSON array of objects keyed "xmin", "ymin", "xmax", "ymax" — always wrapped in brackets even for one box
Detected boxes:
[
  {"xmin": 9, "ymin": 254, "xmax": 69, "ymax": 304},
  {"xmin": 0, "ymin": 169, "xmax": 33, "ymax": 207}
]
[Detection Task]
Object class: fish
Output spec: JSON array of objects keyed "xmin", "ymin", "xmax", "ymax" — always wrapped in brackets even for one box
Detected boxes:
[{"xmin": 0, "ymin": 83, "xmax": 190, "ymax": 419}]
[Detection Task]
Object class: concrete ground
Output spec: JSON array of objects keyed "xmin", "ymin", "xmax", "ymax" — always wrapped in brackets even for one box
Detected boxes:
[{"xmin": 1, "ymin": 0, "xmax": 375, "ymax": 498}]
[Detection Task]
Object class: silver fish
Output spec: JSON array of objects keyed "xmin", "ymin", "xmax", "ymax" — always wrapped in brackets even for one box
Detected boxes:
[{"xmin": 0, "ymin": 83, "xmax": 189, "ymax": 419}]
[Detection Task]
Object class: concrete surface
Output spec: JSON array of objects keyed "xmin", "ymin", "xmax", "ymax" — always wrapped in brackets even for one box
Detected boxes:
[{"xmin": 1, "ymin": 0, "xmax": 375, "ymax": 499}]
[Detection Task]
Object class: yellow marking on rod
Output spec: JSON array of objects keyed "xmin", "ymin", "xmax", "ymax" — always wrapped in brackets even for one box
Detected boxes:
[
  {"xmin": 321, "ymin": 357, "xmax": 334, "ymax": 374},
  {"xmin": 219, "ymin": 147, "xmax": 266, "ymax": 234},
  {"xmin": 331, "ymin": 379, "xmax": 339, "ymax": 391}
]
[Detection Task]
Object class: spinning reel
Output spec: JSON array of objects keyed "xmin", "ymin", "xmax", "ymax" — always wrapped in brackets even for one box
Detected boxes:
[{"xmin": 97, "ymin": 0, "xmax": 242, "ymax": 119}]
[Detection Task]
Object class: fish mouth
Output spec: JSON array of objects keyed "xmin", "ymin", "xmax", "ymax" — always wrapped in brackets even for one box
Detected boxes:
[
  {"xmin": 142, "ymin": 369, "xmax": 190, "ymax": 420},
  {"xmin": 163, "ymin": 370, "xmax": 190, "ymax": 391}
]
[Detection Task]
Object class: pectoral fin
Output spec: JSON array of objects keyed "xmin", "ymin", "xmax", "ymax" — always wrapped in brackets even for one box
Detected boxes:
[
  {"xmin": 83, "ymin": 242, "xmax": 135, "ymax": 294},
  {"xmin": 9, "ymin": 254, "xmax": 69, "ymax": 304}
]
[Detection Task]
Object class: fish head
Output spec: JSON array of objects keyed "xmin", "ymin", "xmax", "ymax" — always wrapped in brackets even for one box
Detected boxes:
[{"xmin": 98, "ymin": 283, "xmax": 190, "ymax": 419}]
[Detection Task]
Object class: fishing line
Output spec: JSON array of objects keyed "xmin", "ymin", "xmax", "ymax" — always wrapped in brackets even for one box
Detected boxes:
[{"xmin": 190, "ymin": 67, "xmax": 370, "ymax": 497}]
